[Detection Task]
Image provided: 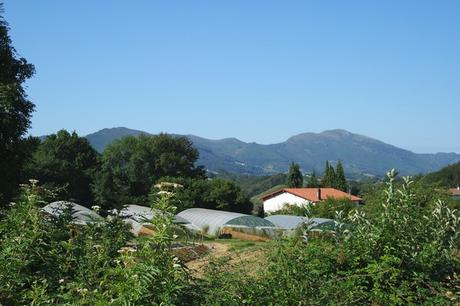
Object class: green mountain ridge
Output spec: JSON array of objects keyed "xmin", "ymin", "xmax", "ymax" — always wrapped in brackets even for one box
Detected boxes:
[{"xmin": 82, "ymin": 127, "xmax": 460, "ymax": 178}]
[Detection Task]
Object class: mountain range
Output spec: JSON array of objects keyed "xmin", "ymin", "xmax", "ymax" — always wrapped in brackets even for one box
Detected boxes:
[{"xmin": 83, "ymin": 127, "xmax": 460, "ymax": 178}]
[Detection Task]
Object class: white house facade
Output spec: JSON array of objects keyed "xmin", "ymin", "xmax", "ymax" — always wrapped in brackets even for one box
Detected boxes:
[
  {"xmin": 263, "ymin": 192, "xmax": 311, "ymax": 213},
  {"xmin": 262, "ymin": 188, "xmax": 362, "ymax": 214}
]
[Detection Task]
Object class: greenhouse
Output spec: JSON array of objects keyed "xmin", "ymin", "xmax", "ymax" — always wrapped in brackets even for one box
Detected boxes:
[
  {"xmin": 42, "ymin": 201, "xmax": 102, "ymax": 225},
  {"xmin": 120, "ymin": 204, "xmax": 189, "ymax": 224},
  {"xmin": 119, "ymin": 204, "xmax": 190, "ymax": 236},
  {"xmin": 265, "ymin": 215, "xmax": 335, "ymax": 230},
  {"xmin": 177, "ymin": 208, "xmax": 275, "ymax": 238}
]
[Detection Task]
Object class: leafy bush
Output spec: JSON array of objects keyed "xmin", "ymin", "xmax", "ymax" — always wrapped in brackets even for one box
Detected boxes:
[
  {"xmin": 197, "ymin": 170, "xmax": 460, "ymax": 305},
  {"xmin": 310, "ymin": 197, "xmax": 358, "ymax": 219},
  {"xmin": 0, "ymin": 180, "xmax": 190, "ymax": 305}
]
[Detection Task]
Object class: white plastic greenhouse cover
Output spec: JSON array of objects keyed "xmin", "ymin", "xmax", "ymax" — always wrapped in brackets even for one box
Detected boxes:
[
  {"xmin": 42, "ymin": 201, "xmax": 102, "ymax": 225},
  {"xmin": 265, "ymin": 215, "xmax": 334, "ymax": 230},
  {"xmin": 177, "ymin": 208, "xmax": 274, "ymax": 236},
  {"xmin": 120, "ymin": 204, "xmax": 189, "ymax": 224}
]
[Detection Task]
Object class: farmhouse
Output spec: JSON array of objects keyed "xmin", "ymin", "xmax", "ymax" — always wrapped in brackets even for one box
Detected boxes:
[{"xmin": 261, "ymin": 188, "xmax": 362, "ymax": 213}]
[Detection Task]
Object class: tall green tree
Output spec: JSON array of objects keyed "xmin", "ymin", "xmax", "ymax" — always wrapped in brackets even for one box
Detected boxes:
[
  {"xmin": 287, "ymin": 162, "xmax": 303, "ymax": 188},
  {"xmin": 93, "ymin": 134, "xmax": 205, "ymax": 209},
  {"xmin": 321, "ymin": 161, "xmax": 336, "ymax": 188},
  {"xmin": 0, "ymin": 5, "xmax": 36, "ymax": 204},
  {"xmin": 305, "ymin": 170, "xmax": 318, "ymax": 188},
  {"xmin": 26, "ymin": 130, "xmax": 100, "ymax": 206},
  {"xmin": 334, "ymin": 161, "xmax": 347, "ymax": 191}
]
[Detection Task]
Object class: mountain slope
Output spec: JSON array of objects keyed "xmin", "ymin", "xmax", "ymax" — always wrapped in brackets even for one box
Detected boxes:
[
  {"xmin": 85, "ymin": 127, "xmax": 150, "ymax": 152},
  {"xmin": 419, "ymin": 162, "xmax": 460, "ymax": 187},
  {"xmin": 83, "ymin": 127, "xmax": 460, "ymax": 177}
]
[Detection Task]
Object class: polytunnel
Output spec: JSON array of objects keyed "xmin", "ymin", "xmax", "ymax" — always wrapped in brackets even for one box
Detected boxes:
[
  {"xmin": 177, "ymin": 208, "xmax": 275, "ymax": 236},
  {"xmin": 42, "ymin": 201, "xmax": 102, "ymax": 225},
  {"xmin": 265, "ymin": 215, "xmax": 335, "ymax": 230},
  {"xmin": 119, "ymin": 204, "xmax": 190, "ymax": 236},
  {"xmin": 119, "ymin": 204, "xmax": 189, "ymax": 224}
]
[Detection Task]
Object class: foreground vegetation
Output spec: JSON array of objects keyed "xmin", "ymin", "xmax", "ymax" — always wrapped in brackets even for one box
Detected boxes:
[{"xmin": 1, "ymin": 171, "xmax": 458, "ymax": 305}]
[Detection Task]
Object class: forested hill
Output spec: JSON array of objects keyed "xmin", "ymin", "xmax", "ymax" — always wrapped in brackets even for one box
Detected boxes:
[
  {"xmin": 83, "ymin": 127, "xmax": 460, "ymax": 178},
  {"xmin": 419, "ymin": 162, "xmax": 460, "ymax": 187}
]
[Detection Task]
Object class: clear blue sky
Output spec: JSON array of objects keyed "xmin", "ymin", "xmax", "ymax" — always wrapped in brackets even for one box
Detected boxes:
[{"xmin": 3, "ymin": 1, "xmax": 460, "ymax": 153}]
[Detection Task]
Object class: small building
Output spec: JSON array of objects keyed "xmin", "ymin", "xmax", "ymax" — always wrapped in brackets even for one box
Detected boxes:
[
  {"xmin": 448, "ymin": 186, "xmax": 460, "ymax": 200},
  {"xmin": 177, "ymin": 208, "xmax": 275, "ymax": 240},
  {"xmin": 261, "ymin": 188, "xmax": 362, "ymax": 214}
]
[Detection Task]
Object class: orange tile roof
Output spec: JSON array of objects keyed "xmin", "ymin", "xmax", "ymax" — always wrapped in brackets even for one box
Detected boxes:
[
  {"xmin": 261, "ymin": 188, "xmax": 362, "ymax": 202},
  {"xmin": 449, "ymin": 188, "xmax": 460, "ymax": 196}
]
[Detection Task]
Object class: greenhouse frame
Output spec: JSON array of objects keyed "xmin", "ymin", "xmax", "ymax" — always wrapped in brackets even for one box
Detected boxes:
[{"xmin": 177, "ymin": 208, "xmax": 275, "ymax": 237}]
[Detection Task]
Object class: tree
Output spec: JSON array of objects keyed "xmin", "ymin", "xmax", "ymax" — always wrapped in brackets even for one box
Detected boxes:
[
  {"xmin": 0, "ymin": 5, "xmax": 36, "ymax": 204},
  {"xmin": 151, "ymin": 177, "xmax": 253, "ymax": 214},
  {"xmin": 26, "ymin": 130, "xmax": 100, "ymax": 206},
  {"xmin": 287, "ymin": 162, "xmax": 303, "ymax": 188},
  {"xmin": 305, "ymin": 170, "xmax": 318, "ymax": 188},
  {"xmin": 93, "ymin": 134, "xmax": 205, "ymax": 209},
  {"xmin": 321, "ymin": 161, "xmax": 336, "ymax": 188},
  {"xmin": 334, "ymin": 161, "xmax": 347, "ymax": 191}
]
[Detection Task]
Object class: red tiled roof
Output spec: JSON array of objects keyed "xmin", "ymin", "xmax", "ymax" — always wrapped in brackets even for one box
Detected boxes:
[
  {"xmin": 449, "ymin": 188, "xmax": 460, "ymax": 196},
  {"xmin": 261, "ymin": 188, "xmax": 362, "ymax": 202}
]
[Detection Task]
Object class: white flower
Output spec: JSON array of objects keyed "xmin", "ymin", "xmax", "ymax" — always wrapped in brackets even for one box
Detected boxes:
[
  {"xmin": 59, "ymin": 278, "xmax": 64, "ymax": 284},
  {"xmin": 91, "ymin": 205, "xmax": 101, "ymax": 213},
  {"xmin": 158, "ymin": 190, "xmax": 173, "ymax": 196}
]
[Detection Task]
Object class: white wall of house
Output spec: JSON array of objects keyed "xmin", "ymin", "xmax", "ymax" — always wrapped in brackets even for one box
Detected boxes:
[{"xmin": 263, "ymin": 192, "xmax": 311, "ymax": 213}]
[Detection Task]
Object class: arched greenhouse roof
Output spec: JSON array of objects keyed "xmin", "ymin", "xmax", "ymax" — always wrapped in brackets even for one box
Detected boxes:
[
  {"xmin": 42, "ymin": 201, "xmax": 102, "ymax": 225},
  {"xmin": 177, "ymin": 208, "xmax": 274, "ymax": 235},
  {"xmin": 120, "ymin": 204, "xmax": 189, "ymax": 224},
  {"xmin": 265, "ymin": 215, "xmax": 334, "ymax": 230}
]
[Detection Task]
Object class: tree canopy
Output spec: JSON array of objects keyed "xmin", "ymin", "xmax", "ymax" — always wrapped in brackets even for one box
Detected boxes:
[
  {"xmin": 334, "ymin": 161, "xmax": 347, "ymax": 191},
  {"xmin": 153, "ymin": 177, "xmax": 253, "ymax": 214},
  {"xmin": 93, "ymin": 134, "xmax": 205, "ymax": 209},
  {"xmin": 320, "ymin": 161, "xmax": 335, "ymax": 188},
  {"xmin": 0, "ymin": 6, "xmax": 36, "ymax": 204},
  {"xmin": 286, "ymin": 162, "xmax": 303, "ymax": 188},
  {"xmin": 305, "ymin": 170, "xmax": 318, "ymax": 188},
  {"xmin": 321, "ymin": 160, "xmax": 347, "ymax": 191},
  {"xmin": 26, "ymin": 130, "xmax": 100, "ymax": 206}
]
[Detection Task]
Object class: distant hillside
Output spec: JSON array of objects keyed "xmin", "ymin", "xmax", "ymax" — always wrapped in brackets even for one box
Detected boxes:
[
  {"xmin": 419, "ymin": 162, "xmax": 460, "ymax": 187},
  {"xmin": 82, "ymin": 127, "xmax": 460, "ymax": 178},
  {"xmin": 213, "ymin": 172, "xmax": 287, "ymax": 198},
  {"xmin": 85, "ymin": 127, "xmax": 149, "ymax": 152}
]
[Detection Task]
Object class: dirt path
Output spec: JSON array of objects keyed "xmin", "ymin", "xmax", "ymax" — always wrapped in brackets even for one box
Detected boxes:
[
  {"xmin": 186, "ymin": 242, "xmax": 229, "ymax": 275},
  {"xmin": 185, "ymin": 241, "xmax": 267, "ymax": 277}
]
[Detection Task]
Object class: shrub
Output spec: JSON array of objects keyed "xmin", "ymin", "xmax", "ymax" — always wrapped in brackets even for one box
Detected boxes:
[
  {"xmin": 0, "ymin": 180, "xmax": 190, "ymax": 305},
  {"xmin": 197, "ymin": 170, "xmax": 460, "ymax": 305}
]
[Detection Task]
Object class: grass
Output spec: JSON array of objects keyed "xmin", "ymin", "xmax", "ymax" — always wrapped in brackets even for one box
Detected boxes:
[{"xmin": 217, "ymin": 239, "xmax": 269, "ymax": 253}]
